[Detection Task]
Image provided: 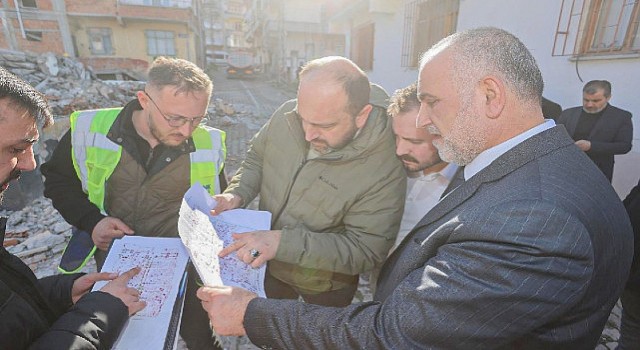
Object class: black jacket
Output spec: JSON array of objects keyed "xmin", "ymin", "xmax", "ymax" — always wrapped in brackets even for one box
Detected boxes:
[
  {"xmin": 0, "ymin": 217, "xmax": 128, "ymax": 349},
  {"xmin": 557, "ymin": 104, "xmax": 633, "ymax": 182},
  {"xmin": 623, "ymin": 178, "xmax": 640, "ymax": 291}
]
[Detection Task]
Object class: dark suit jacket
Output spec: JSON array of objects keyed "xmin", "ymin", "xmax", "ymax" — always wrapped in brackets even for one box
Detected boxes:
[
  {"xmin": 557, "ymin": 104, "xmax": 633, "ymax": 181},
  {"xmin": 244, "ymin": 126, "xmax": 633, "ymax": 349},
  {"xmin": 623, "ymin": 178, "xmax": 640, "ymax": 290}
]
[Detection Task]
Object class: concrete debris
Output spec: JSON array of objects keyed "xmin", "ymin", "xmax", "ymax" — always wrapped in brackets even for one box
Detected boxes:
[
  {"xmin": 1, "ymin": 197, "xmax": 72, "ymax": 273},
  {"xmin": 1, "ymin": 50, "xmax": 242, "ymax": 120},
  {"xmin": 1, "ymin": 50, "xmax": 138, "ymax": 115},
  {"xmin": 215, "ymin": 98, "xmax": 236, "ymax": 116}
]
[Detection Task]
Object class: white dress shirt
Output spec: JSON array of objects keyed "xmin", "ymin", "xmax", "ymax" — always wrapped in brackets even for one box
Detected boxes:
[
  {"xmin": 391, "ymin": 163, "xmax": 458, "ymax": 252},
  {"xmin": 464, "ymin": 119, "xmax": 555, "ymax": 180}
]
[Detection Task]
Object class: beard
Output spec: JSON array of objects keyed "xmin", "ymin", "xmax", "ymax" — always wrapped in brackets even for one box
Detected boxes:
[
  {"xmin": 399, "ymin": 154, "xmax": 442, "ymax": 173},
  {"xmin": 429, "ymin": 105, "xmax": 487, "ymax": 166},
  {"xmin": 0, "ymin": 169, "xmax": 21, "ymax": 204},
  {"xmin": 310, "ymin": 118, "xmax": 359, "ymax": 155}
]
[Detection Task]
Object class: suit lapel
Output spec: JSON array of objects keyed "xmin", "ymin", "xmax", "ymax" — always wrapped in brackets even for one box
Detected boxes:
[
  {"xmin": 566, "ymin": 108, "xmax": 581, "ymax": 136},
  {"xmin": 409, "ymin": 126, "xmax": 574, "ymax": 235}
]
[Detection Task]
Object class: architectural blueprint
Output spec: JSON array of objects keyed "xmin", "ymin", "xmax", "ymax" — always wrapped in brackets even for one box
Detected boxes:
[
  {"xmin": 92, "ymin": 236, "xmax": 189, "ymax": 350},
  {"xmin": 178, "ymin": 183, "xmax": 270, "ymax": 297}
]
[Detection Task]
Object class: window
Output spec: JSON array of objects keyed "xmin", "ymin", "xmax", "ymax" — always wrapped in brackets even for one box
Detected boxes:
[
  {"xmin": 554, "ymin": 0, "xmax": 640, "ymax": 56},
  {"xmin": 25, "ymin": 30, "xmax": 42, "ymax": 41},
  {"xmin": 20, "ymin": 0, "xmax": 37, "ymax": 8},
  {"xmin": 119, "ymin": 0, "xmax": 191, "ymax": 9},
  {"xmin": 402, "ymin": 0, "xmax": 459, "ymax": 67},
  {"xmin": 88, "ymin": 28, "xmax": 114, "ymax": 55},
  {"xmin": 146, "ymin": 30, "xmax": 176, "ymax": 56},
  {"xmin": 351, "ymin": 22, "xmax": 374, "ymax": 71}
]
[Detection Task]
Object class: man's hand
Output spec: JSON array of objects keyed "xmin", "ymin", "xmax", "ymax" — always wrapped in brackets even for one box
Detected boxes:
[
  {"xmin": 210, "ymin": 193, "xmax": 243, "ymax": 215},
  {"xmin": 197, "ymin": 286, "xmax": 257, "ymax": 336},
  {"xmin": 219, "ymin": 230, "xmax": 281, "ymax": 268},
  {"xmin": 575, "ymin": 139, "xmax": 591, "ymax": 151},
  {"xmin": 71, "ymin": 271, "xmax": 119, "ymax": 304},
  {"xmin": 92, "ymin": 217, "xmax": 134, "ymax": 251},
  {"xmin": 100, "ymin": 267, "xmax": 147, "ymax": 316}
]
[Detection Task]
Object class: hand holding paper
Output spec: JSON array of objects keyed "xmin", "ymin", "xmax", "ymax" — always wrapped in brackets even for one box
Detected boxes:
[
  {"xmin": 178, "ymin": 183, "xmax": 271, "ymax": 297},
  {"xmin": 197, "ymin": 286, "xmax": 256, "ymax": 336}
]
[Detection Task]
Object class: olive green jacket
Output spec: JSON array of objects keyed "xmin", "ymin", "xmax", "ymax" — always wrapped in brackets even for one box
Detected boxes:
[{"xmin": 226, "ymin": 90, "xmax": 406, "ymax": 293}]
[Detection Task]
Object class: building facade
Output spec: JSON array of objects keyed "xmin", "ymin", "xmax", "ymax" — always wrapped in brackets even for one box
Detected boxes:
[
  {"xmin": 1, "ymin": 0, "xmax": 205, "ymax": 79},
  {"xmin": 327, "ymin": 0, "xmax": 639, "ymax": 197}
]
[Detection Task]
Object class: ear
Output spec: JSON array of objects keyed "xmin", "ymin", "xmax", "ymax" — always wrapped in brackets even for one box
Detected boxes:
[
  {"xmin": 480, "ymin": 76, "xmax": 505, "ymax": 119},
  {"xmin": 136, "ymin": 91, "xmax": 149, "ymax": 108},
  {"xmin": 355, "ymin": 104, "xmax": 373, "ymax": 129}
]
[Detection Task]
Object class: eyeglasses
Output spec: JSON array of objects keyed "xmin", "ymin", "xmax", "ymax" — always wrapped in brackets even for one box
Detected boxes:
[{"xmin": 144, "ymin": 91, "xmax": 206, "ymax": 127}]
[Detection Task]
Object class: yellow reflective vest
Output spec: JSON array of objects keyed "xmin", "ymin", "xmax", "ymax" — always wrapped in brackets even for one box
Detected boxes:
[{"xmin": 69, "ymin": 108, "xmax": 226, "ymax": 213}]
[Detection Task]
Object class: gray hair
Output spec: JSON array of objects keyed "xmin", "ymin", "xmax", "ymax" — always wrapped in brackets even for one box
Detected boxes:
[
  {"xmin": 146, "ymin": 56, "xmax": 213, "ymax": 96},
  {"xmin": 583, "ymin": 80, "xmax": 611, "ymax": 97},
  {"xmin": 420, "ymin": 27, "xmax": 543, "ymax": 107}
]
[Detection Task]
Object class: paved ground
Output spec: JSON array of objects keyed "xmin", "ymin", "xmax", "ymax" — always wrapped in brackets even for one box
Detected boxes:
[{"xmin": 206, "ymin": 72, "xmax": 296, "ymax": 178}]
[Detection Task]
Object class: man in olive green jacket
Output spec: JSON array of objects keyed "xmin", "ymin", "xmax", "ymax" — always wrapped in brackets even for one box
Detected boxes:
[{"xmin": 212, "ymin": 56, "xmax": 406, "ymax": 306}]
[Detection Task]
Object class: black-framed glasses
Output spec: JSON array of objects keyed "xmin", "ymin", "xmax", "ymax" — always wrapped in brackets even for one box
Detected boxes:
[{"xmin": 144, "ymin": 91, "xmax": 206, "ymax": 127}]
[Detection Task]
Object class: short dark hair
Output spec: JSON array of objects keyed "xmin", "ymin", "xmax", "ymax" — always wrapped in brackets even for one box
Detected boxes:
[
  {"xmin": 0, "ymin": 66, "xmax": 53, "ymax": 127},
  {"xmin": 583, "ymin": 80, "xmax": 611, "ymax": 97},
  {"xmin": 299, "ymin": 56, "xmax": 370, "ymax": 116},
  {"xmin": 388, "ymin": 82, "xmax": 420, "ymax": 118},
  {"xmin": 146, "ymin": 57, "xmax": 213, "ymax": 96}
]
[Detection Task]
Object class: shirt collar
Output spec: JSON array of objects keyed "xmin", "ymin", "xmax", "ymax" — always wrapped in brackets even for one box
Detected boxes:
[
  {"xmin": 464, "ymin": 119, "xmax": 555, "ymax": 180},
  {"xmin": 412, "ymin": 162, "xmax": 458, "ymax": 181}
]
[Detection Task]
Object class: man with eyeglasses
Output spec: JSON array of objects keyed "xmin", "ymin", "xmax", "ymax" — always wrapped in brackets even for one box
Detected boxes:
[
  {"xmin": 41, "ymin": 57, "xmax": 226, "ymax": 350},
  {"xmin": 210, "ymin": 56, "xmax": 406, "ymax": 308}
]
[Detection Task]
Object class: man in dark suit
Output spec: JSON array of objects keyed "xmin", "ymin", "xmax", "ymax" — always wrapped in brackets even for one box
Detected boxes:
[
  {"xmin": 618, "ymin": 178, "xmax": 640, "ymax": 349},
  {"xmin": 557, "ymin": 80, "xmax": 633, "ymax": 182},
  {"xmin": 196, "ymin": 27, "xmax": 633, "ymax": 349}
]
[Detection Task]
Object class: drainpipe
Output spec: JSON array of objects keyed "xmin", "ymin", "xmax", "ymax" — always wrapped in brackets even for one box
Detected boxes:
[{"xmin": 12, "ymin": 0, "xmax": 25, "ymax": 38}]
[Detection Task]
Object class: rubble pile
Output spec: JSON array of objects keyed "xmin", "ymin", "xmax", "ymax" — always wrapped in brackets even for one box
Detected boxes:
[
  {"xmin": 0, "ymin": 50, "xmax": 144, "ymax": 115},
  {"xmin": 1, "ymin": 197, "xmax": 75, "ymax": 277},
  {"xmin": 0, "ymin": 49, "xmax": 246, "ymax": 120}
]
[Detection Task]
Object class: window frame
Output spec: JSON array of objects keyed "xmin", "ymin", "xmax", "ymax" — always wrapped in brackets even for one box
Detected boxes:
[
  {"xmin": 581, "ymin": 0, "xmax": 640, "ymax": 54},
  {"xmin": 25, "ymin": 30, "xmax": 42, "ymax": 41},
  {"xmin": 20, "ymin": 0, "xmax": 37, "ymax": 8},
  {"xmin": 401, "ymin": 0, "xmax": 459, "ymax": 67},
  {"xmin": 87, "ymin": 27, "xmax": 114, "ymax": 56},
  {"xmin": 145, "ymin": 30, "xmax": 177, "ymax": 56},
  {"xmin": 351, "ymin": 22, "xmax": 375, "ymax": 71},
  {"xmin": 553, "ymin": 0, "xmax": 640, "ymax": 56}
]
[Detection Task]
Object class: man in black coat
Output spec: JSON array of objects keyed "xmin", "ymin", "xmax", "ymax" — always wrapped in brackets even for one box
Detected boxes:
[
  {"xmin": 557, "ymin": 80, "xmax": 633, "ymax": 182},
  {"xmin": 618, "ymin": 178, "xmax": 640, "ymax": 349},
  {"xmin": 0, "ymin": 67, "xmax": 145, "ymax": 349}
]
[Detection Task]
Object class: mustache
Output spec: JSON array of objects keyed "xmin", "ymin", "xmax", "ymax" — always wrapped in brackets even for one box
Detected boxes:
[
  {"xmin": 399, "ymin": 155, "xmax": 419, "ymax": 163},
  {"xmin": 426, "ymin": 125, "xmax": 441, "ymax": 136}
]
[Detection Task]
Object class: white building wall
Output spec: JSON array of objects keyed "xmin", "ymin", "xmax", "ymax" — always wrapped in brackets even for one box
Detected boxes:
[
  {"xmin": 456, "ymin": 0, "xmax": 640, "ymax": 196},
  {"xmin": 366, "ymin": 11, "xmax": 419, "ymax": 95}
]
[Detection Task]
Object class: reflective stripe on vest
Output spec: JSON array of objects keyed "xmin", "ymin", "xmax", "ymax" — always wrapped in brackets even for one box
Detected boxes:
[
  {"xmin": 190, "ymin": 126, "xmax": 227, "ymax": 195},
  {"xmin": 70, "ymin": 109, "xmax": 122, "ymax": 214},
  {"xmin": 70, "ymin": 109, "xmax": 226, "ymax": 214}
]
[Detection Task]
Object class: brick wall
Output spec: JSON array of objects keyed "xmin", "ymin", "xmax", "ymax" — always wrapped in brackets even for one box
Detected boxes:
[{"xmin": 7, "ymin": 18, "xmax": 64, "ymax": 53}]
